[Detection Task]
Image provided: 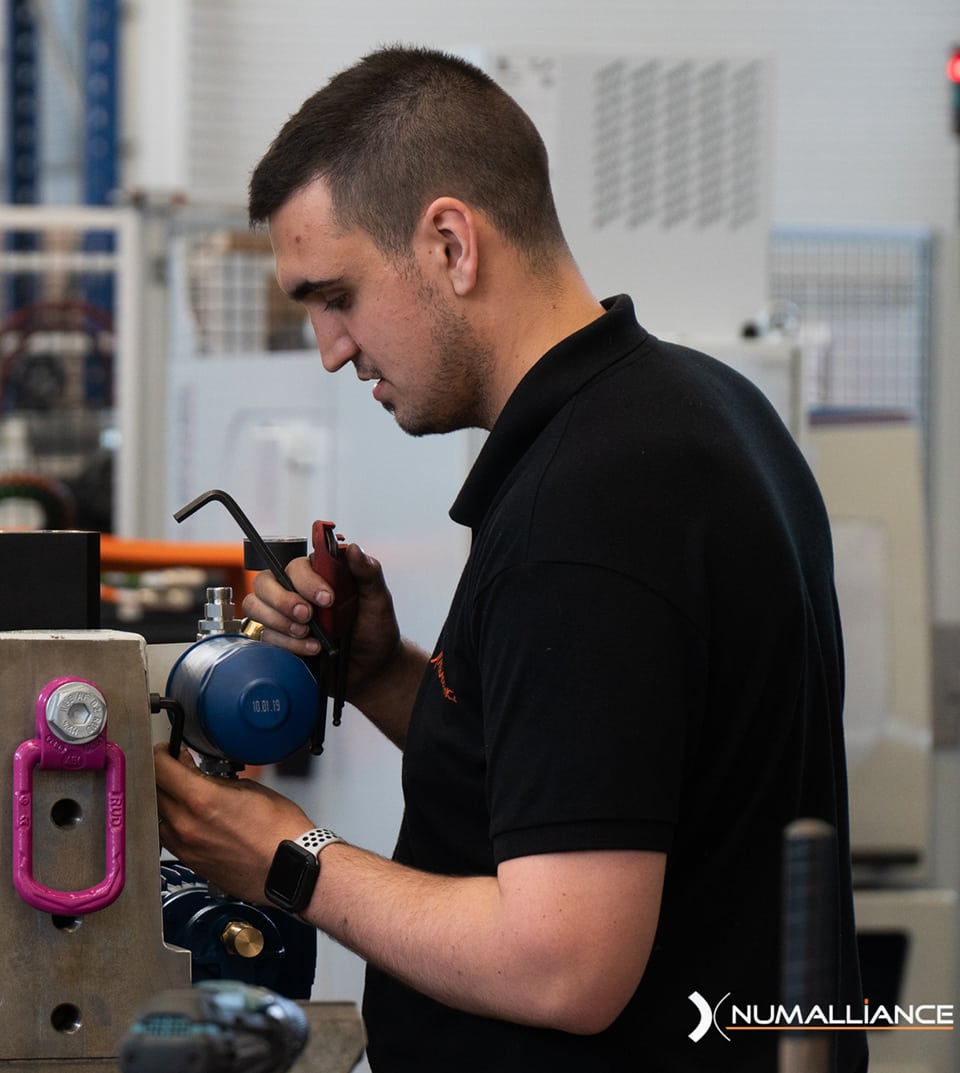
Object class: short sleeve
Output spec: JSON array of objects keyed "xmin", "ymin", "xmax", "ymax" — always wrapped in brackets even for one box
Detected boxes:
[{"xmin": 475, "ymin": 560, "xmax": 707, "ymax": 864}]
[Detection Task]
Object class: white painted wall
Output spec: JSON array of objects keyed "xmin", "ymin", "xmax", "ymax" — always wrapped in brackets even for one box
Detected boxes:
[{"xmin": 126, "ymin": 0, "xmax": 959, "ymax": 230}]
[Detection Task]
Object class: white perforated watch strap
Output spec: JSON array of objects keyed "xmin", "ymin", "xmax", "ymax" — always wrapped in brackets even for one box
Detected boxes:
[{"xmin": 294, "ymin": 827, "xmax": 344, "ymax": 857}]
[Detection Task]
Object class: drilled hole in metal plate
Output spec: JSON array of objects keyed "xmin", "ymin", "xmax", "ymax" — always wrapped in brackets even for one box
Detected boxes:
[
  {"xmin": 50, "ymin": 1004, "xmax": 82, "ymax": 1034},
  {"xmin": 50, "ymin": 798, "xmax": 82, "ymax": 828},
  {"xmin": 51, "ymin": 915, "xmax": 82, "ymax": 933}
]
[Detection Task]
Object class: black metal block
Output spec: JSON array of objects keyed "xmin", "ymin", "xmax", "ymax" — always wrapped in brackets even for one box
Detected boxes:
[{"xmin": 0, "ymin": 529, "xmax": 100, "ymax": 629}]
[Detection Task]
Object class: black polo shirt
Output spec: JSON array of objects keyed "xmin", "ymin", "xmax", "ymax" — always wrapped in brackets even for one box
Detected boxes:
[{"xmin": 363, "ymin": 296, "xmax": 867, "ymax": 1072}]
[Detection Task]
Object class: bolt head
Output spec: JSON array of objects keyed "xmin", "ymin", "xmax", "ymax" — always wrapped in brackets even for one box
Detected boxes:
[{"xmin": 45, "ymin": 682, "xmax": 107, "ymax": 744}]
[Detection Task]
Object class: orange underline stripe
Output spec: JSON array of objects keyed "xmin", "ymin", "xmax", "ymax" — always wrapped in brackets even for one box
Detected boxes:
[{"xmin": 726, "ymin": 1025, "xmax": 954, "ymax": 1031}]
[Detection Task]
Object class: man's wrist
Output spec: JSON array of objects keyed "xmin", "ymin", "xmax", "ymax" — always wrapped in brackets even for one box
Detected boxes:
[
  {"xmin": 346, "ymin": 635, "xmax": 408, "ymax": 705},
  {"xmin": 346, "ymin": 639, "xmax": 428, "ymax": 747},
  {"xmin": 263, "ymin": 827, "xmax": 345, "ymax": 913}
]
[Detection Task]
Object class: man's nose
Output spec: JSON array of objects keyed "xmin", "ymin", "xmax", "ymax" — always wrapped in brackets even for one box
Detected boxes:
[{"xmin": 311, "ymin": 318, "xmax": 359, "ymax": 373}]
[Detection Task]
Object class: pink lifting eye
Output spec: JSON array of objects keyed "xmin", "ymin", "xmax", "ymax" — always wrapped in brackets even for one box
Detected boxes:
[{"xmin": 12, "ymin": 676, "xmax": 126, "ymax": 915}]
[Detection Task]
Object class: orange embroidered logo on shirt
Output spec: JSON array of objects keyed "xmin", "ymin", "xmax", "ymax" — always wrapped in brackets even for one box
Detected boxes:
[{"xmin": 429, "ymin": 651, "xmax": 458, "ymax": 703}]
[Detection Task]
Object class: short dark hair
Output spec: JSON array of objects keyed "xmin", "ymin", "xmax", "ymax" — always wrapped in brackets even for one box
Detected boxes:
[{"xmin": 248, "ymin": 45, "xmax": 566, "ymax": 262}]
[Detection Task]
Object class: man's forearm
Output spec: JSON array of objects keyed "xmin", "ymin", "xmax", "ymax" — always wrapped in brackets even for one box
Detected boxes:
[
  {"xmin": 153, "ymin": 743, "xmax": 661, "ymax": 1036},
  {"xmin": 301, "ymin": 844, "xmax": 571, "ymax": 1030},
  {"xmin": 300, "ymin": 843, "xmax": 662, "ymax": 1036}
]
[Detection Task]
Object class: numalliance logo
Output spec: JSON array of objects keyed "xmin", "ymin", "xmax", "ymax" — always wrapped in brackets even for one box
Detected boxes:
[{"xmin": 688, "ymin": 991, "xmax": 955, "ymax": 1043}]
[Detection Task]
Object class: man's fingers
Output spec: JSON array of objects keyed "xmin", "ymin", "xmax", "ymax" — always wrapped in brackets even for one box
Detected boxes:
[
  {"xmin": 154, "ymin": 740, "xmax": 200, "ymax": 791},
  {"xmin": 241, "ymin": 566, "xmax": 318, "ymax": 652},
  {"xmin": 241, "ymin": 602, "xmax": 316, "ymax": 653}
]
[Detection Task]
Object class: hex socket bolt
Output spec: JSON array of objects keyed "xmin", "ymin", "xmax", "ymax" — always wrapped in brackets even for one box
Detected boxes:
[{"xmin": 45, "ymin": 681, "xmax": 108, "ymax": 744}]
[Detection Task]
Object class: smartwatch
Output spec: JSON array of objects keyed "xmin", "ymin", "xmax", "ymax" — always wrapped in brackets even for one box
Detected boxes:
[{"xmin": 263, "ymin": 827, "xmax": 344, "ymax": 913}]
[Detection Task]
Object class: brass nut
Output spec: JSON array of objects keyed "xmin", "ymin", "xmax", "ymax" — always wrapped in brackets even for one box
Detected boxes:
[{"xmin": 221, "ymin": 920, "xmax": 265, "ymax": 959}]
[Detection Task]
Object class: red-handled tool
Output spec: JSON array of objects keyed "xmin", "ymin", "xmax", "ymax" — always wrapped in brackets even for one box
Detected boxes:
[{"xmin": 310, "ymin": 520, "xmax": 358, "ymax": 728}]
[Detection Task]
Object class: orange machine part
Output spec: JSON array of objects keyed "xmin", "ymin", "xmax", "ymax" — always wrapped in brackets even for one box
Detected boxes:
[{"xmin": 99, "ymin": 535, "xmax": 257, "ymax": 604}]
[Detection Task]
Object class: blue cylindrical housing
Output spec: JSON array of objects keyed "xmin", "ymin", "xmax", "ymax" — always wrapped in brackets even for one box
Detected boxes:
[{"xmin": 165, "ymin": 636, "xmax": 319, "ymax": 765}]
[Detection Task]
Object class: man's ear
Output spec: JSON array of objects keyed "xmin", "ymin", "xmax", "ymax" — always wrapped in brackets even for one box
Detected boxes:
[{"xmin": 418, "ymin": 197, "xmax": 478, "ymax": 296}]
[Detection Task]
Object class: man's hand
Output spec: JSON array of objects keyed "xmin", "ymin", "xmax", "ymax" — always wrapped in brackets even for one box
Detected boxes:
[
  {"xmin": 242, "ymin": 544, "xmax": 396, "ymax": 679},
  {"xmin": 242, "ymin": 544, "xmax": 428, "ymax": 747},
  {"xmin": 154, "ymin": 743, "xmax": 313, "ymax": 904}
]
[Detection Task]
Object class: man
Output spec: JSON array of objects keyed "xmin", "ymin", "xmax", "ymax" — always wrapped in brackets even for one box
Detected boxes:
[{"xmin": 155, "ymin": 45, "xmax": 867, "ymax": 1071}]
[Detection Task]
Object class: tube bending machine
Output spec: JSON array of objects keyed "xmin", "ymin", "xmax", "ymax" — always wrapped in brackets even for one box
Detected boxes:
[{"xmin": 1, "ymin": 500, "xmax": 365, "ymax": 1073}]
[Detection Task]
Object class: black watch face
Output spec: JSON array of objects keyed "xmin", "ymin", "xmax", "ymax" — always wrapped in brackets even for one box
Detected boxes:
[{"xmin": 264, "ymin": 840, "xmax": 319, "ymax": 912}]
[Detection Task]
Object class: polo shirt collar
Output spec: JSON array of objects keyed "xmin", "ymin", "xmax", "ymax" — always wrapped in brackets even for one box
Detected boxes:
[{"xmin": 450, "ymin": 294, "xmax": 647, "ymax": 529}]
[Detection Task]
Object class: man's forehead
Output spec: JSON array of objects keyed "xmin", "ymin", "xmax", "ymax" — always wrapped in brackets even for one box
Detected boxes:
[
  {"xmin": 268, "ymin": 184, "xmax": 357, "ymax": 292},
  {"xmin": 269, "ymin": 179, "xmax": 339, "ymax": 243}
]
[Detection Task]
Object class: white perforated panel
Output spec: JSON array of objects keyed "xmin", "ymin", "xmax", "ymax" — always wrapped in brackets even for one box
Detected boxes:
[
  {"xmin": 583, "ymin": 56, "xmax": 765, "ymax": 233},
  {"xmin": 492, "ymin": 51, "xmax": 774, "ymax": 336}
]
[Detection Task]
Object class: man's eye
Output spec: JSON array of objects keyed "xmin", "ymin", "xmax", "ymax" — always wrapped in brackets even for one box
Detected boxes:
[{"xmin": 324, "ymin": 294, "xmax": 349, "ymax": 312}]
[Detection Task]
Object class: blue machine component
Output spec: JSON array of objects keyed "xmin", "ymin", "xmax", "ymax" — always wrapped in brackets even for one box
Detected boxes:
[
  {"xmin": 160, "ymin": 863, "xmax": 317, "ymax": 1000},
  {"xmin": 165, "ymin": 636, "xmax": 319, "ymax": 767}
]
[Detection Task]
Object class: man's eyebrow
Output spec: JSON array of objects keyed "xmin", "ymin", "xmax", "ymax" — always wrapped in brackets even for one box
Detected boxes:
[{"xmin": 288, "ymin": 276, "xmax": 343, "ymax": 302}]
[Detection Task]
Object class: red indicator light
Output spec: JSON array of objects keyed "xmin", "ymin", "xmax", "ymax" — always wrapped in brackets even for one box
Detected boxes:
[{"xmin": 948, "ymin": 51, "xmax": 960, "ymax": 84}]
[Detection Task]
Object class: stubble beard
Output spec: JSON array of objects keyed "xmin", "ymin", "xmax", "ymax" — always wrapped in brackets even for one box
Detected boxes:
[{"xmin": 391, "ymin": 289, "xmax": 495, "ymax": 438}]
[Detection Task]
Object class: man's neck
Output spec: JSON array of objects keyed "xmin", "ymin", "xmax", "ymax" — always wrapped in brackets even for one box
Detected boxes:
[{"xmin": 481, "ymin": 270, "xmax": 606, "ymax": 428}]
